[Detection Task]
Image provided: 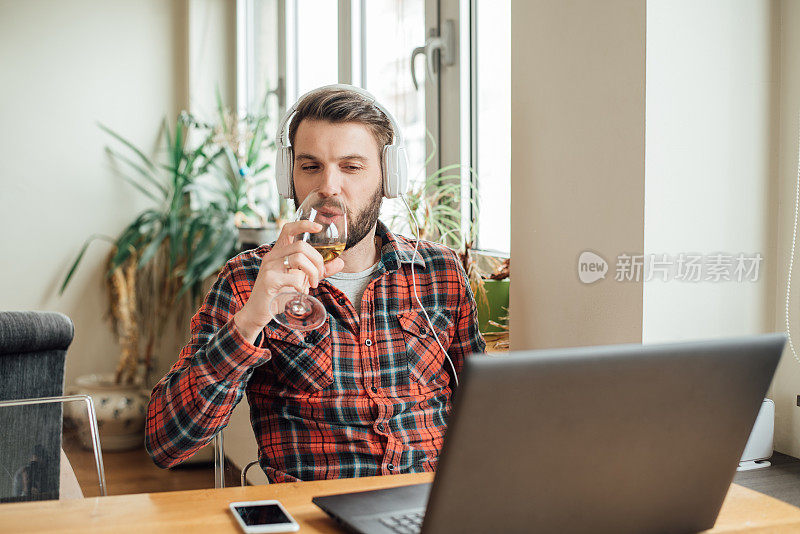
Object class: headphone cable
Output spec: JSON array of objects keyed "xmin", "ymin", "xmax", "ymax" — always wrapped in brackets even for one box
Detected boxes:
[
  {"xmin": 401, "ymin": 195, "xmax": 460, "ymax": 388},
  {"xmin": 785, "ymin": 113, "xmax": 800, "ymax": 364}
]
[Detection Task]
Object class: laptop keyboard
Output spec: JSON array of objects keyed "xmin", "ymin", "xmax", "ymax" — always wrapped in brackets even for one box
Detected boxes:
[{"xmin": 378, "ymin": 511, "xmax": 425, "ymax": 534}]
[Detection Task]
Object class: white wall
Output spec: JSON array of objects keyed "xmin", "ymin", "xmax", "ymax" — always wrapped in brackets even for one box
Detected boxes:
[
  {"xmin": 643, "ymin": 0, "xmax": 777, "ymax": 343},
  {"xmin": 510, "ymin": 0, "xmax": 799, "ymax": 456},
  {"xmin": 643, "ymin": 0, "xmax": 800, "ymax": 457},
  {"xmin": 510, "ymin": 0, "xmax": 646, "ymax": 350},
  {"xmin": 772, "ymin": 0, "xmax": 800, "ymax": 458},
  {"xmin": 0, "ymin": 0, "xmax": 242, "ymax": 388},
  {"xmin": 0, "ymin": 0, "xmax": 190, "ymax": 385}
]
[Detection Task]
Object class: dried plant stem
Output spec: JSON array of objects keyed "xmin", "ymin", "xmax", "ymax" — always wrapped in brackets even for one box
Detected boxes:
[
  {"xmin": 105, "ymin": 248, "xmax": 140, "ymax": 384},
  {"xmin": 487, "ymin": 308, "xmax": 510, "ymax": 349},
  {"xmin": 132, "ymin": 238, "xmax": 202, "ymax": 382},
  {"xmin": 459, "ymin": 241, "xmax": 488, "ymax": 310}
]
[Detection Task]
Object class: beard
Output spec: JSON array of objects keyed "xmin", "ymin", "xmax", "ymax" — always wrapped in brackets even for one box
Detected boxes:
[
  {"xmin": 293, "ymin": 182, "xmax": 383, "ymax": 250},
  {"xmin": 345, "ymin": 182, "xmax": 383, "ymax": 249}
]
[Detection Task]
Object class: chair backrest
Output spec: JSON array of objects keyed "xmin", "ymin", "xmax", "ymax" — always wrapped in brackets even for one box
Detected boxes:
[{"xmin": 0, "ymin": 311, "xmax": 73, "ymax": 502}]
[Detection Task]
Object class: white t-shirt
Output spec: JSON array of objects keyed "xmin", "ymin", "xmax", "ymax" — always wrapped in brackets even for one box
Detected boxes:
[{"xmin": 326, "ymin": 261, "xmax": 381, "ymax": 315}]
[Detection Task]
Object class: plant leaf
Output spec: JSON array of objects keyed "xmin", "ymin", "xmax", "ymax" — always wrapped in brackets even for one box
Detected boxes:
[
  {"xmin": 106, "ymin": 148, "xmax": 168, "ymax": 197},
  {"xmin": 98, "ymin": 123, "xmax": 156, "ymax": 171},
  {"xmin": 117, "ymin": 172, "xmax": 160, "ymax": 201},
  {"xmin": 162, "ymin": 117, "xmax": 173, "ymax": 160},
  {"xmin": 59, "ymin": 234, "xmax": 115, "ymax": 294},
  {"xmin": 215, "ymin": 86, "xmax": 227, "ymax": 132},
  {"xmin": 253, "ymin": 162, "xmax": 271, "ymax": 176},
  {"xmin": 138, "ymin": 227, "xmax": 168, "ymax": 267}
]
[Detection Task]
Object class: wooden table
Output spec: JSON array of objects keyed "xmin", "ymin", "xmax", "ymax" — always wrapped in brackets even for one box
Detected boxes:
[{"xmin": 3, "ymin": 473, "xmax": 800, "ymax": 533}]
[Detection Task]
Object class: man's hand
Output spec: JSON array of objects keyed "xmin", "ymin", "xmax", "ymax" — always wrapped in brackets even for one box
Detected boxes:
[{"xmin": 234, "ymin": 220, "xmax": 345, "ymax": 344}]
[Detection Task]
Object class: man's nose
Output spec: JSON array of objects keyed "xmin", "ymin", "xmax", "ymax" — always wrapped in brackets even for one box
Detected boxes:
[{"xmin": 317, "ymin": 165, "xmax": 343, "ymax": 196}]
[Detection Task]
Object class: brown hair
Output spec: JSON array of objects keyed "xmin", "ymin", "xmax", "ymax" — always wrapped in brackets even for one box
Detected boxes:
[{"xmin": 287, "ymin": 88, "xmax": 394, "ymax": 153}]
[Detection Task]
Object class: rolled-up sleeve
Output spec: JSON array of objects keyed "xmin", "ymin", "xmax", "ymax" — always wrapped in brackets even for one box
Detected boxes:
[{"xmin": 145, "ymin": 263, "xmax": 271, "ymax": 468}]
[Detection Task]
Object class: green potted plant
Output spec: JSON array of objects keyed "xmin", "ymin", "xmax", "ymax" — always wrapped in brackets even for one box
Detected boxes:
[
  {"xmin": 186, "ymin": 89, "xmax": 287, "ymax": 252},
  {"xmin": 59, "ymin": 91, "xmax": 287, "ymax": 448},
  {"xmin": 398, "ymin": 166, "xmax": 485, "ymax": 299},
  {"xmin": 62, "ymin": 115, "xmax": 233, "ymax": 369},
  {"xmin": 391, "ymin": 139, "xmax": 508, "ymax": 336},
  {"xmin": 60, "ymin": 113, "xmax": 235, "ymax": 449}
]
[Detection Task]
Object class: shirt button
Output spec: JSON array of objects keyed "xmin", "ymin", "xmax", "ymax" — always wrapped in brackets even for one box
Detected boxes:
[
  {"xmin": 364, "ymin": 339, "xmax": 372, "ymax": 347},
  {"xmin": 377, "ymin": 423, "xmax": 384, "ymax": 431},
  {"xmin": 387, "ymin": 464, "xmax": 395, "ymax": 471},
  {"xmin": 337, "ymin": 297, "xmax": 347, "ymax": 306},
  {"xmin": 419, "ymin": 327, "xmax": 428, "ymax": 336},
  {"xmin": 371, "ymin": 386, "xmax": 378, "ymax": 393}
]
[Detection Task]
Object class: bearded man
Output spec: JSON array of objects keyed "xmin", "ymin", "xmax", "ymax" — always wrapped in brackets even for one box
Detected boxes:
[{"xmin": 145, "ymin": 85, "xmax": 485, "ymax": 483}]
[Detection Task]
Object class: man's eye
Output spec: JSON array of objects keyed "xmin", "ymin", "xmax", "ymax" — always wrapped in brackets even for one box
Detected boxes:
[
  {"xmin": 343, "ymin": 165, "xmax": 362, "ymax": 171},
  {"xmin": 302, "ymin": 165, "xmax": 319, "ymax": 171}
]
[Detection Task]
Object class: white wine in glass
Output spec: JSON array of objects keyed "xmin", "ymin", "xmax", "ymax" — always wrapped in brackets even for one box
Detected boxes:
[
  {"xmin": 269, "ymin": 191, "xmax": 348, "ymax": 331},
  {"xmin": 313, "ymin": 242, "xmax": 346, "ymax": 262}
]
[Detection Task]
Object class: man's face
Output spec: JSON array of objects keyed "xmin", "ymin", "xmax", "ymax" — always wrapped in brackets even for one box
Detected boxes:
[{"xmin": 292, "ymin": 119, "xmax": 384, "ymax": 249}]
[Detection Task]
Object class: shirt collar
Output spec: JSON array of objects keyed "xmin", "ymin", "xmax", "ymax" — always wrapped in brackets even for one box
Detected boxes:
[{"xmin": 376, "ymin": 220, "xmax": 426, "ymax": 272}]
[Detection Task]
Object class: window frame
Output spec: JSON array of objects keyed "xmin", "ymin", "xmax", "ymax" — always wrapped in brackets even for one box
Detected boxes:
[{"xmin": 237, "ymin": 0, "xmax": 509, "ymax": 256}]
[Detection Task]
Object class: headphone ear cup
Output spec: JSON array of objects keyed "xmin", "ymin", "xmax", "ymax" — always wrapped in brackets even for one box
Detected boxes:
[
  {"xmin": 395, "ymin": 145, "xmax": 408, "ymax": 197},
  {"xmin": 382, "ymin": 145, "xmax": 408, "ymax": 199},
  {"xmin": 382, "ymin": 145, "xmax": 393, "ymax": 198},
  {"xmin": 276, "ymin": 147, "xmax": 293, "ymax": 198}
]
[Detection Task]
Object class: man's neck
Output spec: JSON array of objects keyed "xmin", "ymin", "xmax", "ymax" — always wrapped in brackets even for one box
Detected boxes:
[{"xmin": 338, "ymin": 224, "xmax": 381, "ymax": 273}]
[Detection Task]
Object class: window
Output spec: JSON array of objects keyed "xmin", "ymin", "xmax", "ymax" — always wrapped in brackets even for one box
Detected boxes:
[
  {"xmin": 295, "ymin": 0, "xmax": 339, "ymax": 94},
  {"xmin": 240, "ymin": 0, "xmax": 510, "ymax": 255},
  {"xmin": 473, "ymin": 0, "xmax": 510, "ymax": 254},
  {"xmin": 363, "ymin": 0, "xmax": 427, "ymax": 183}
]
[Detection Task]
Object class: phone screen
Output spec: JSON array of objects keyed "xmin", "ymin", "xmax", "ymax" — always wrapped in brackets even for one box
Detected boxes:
[{"xmin": 233, "ymin": 504, "xmax": 292, "ymax": 526}]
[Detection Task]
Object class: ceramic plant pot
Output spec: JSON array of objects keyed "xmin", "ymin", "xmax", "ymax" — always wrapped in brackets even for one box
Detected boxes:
[{"xmin": 70, "ymin": 374, "xmax": 148, "ymax": 451}]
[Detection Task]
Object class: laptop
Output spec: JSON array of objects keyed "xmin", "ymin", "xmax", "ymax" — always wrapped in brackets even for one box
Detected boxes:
[{"xmin": 313, "ymin": 334, "xmax": 786, "ymax": 534}]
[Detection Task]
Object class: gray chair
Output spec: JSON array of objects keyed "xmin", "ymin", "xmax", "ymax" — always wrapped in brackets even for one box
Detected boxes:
[{"xmin": 0, "ymin": 311, "xmax": 106, "ymax": 501}]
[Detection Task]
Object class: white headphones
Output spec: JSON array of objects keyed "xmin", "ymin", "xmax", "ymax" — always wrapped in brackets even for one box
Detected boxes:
[{"xmin": 274, "ymin": 84, "xmax": 409, "ymax": 199}]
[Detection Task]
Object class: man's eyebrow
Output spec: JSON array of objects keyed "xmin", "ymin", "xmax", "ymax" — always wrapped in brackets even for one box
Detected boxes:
[
  {"xmin": 294, "ymin": 153, "xmax": 370, "ymax": 162},
  {"xmin": 338, "ymin": 154, "xmax": 369, "ymax": 162}
]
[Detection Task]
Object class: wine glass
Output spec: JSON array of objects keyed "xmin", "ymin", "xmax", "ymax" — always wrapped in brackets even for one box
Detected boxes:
[{"xmin": 269, "ymin": 191, "xmax": 347, "ymax": 331}]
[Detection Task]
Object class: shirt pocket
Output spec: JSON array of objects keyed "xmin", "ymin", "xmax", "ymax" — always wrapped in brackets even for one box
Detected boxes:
[
  {"xmin": 398, "ymin": 308, "xmax": 454, "ymax": 386},
  {"xmin": 264, "ymin": 320, "xmax": 334, "ymax": 393}
]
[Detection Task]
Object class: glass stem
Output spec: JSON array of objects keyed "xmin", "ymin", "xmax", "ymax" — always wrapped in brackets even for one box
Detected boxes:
[{"xmin": 285, "ymin": 273, "xmax": 311, "ymax": 315}]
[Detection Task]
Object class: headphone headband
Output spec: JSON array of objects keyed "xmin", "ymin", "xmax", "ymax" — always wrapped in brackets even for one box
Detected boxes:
[{"xmin": 274, "ymin": 84, "xmax": 405, "ymax": 149}]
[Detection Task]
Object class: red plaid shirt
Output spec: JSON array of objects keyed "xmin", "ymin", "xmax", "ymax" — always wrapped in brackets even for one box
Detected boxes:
[{"xmin": 145, "ymin": 221, "xmax": 485, "ymax": 483}]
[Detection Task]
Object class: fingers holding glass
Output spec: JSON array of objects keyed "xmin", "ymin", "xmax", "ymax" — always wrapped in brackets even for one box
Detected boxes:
[
  {"xmin": 268, "ymin": 190, "xmax": 348, "ymax": 331},
  {"xmin": 282, "ymin": 251, "xmax": 323, "ymax": 288},
  {"xmin": 279, "ymin": 269, "xmax": 308, "ymax": 294},
  {"xmin": 274, "ymin": 220, "xmax": 322, "ymax": 247}
]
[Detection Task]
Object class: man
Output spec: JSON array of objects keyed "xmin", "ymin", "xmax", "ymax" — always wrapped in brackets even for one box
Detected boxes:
[{"xmin": 145, "ymin": 86, "xmax": 485, "ymax": 483}]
